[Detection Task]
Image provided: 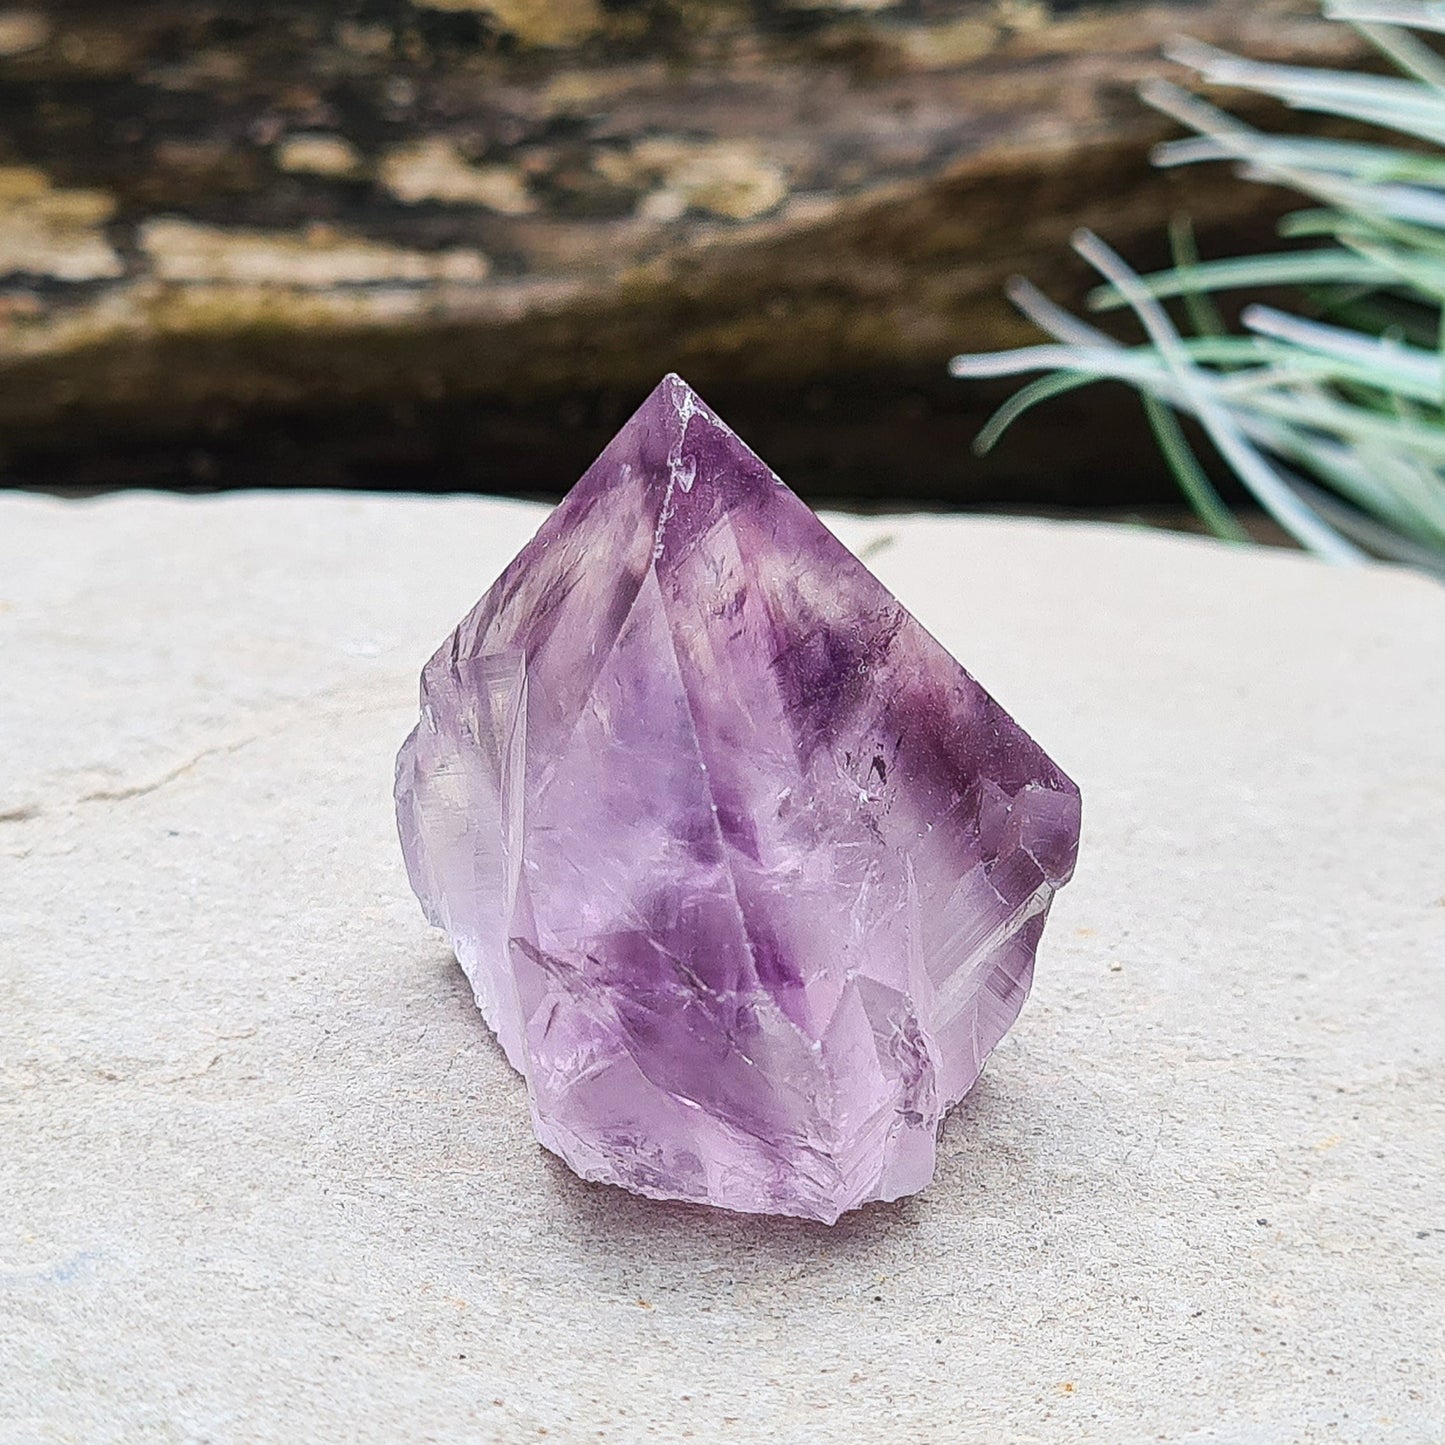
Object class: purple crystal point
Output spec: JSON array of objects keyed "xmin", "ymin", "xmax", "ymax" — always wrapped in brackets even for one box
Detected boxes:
[{"xmin": 395, "ymin": 375, "xmax": 1080, "ymax": 1222}]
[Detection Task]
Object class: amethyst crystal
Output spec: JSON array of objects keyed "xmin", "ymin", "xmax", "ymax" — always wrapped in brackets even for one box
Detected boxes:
[{"xmin": 395, "ymin": 375, "xmax": 1080, "ymax": 1222}]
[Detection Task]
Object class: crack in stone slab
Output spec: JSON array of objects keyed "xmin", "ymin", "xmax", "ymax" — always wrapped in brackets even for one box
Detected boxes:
[
  {"xmin": 78, "ymin": 738, "xmax": 257, "ymax": 804},
  {"xmin": 27, "ymin": 691, "xmax": 408, "ymax": 813}
]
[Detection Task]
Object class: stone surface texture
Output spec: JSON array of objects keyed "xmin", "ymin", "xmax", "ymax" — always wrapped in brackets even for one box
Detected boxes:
[
  {"xmin": 1, "ymin": 492, "xmax": 1443, "ymax": 1441},
  {"xmin": 397, "ymin": 376, "xmax": 1080, "ymax": 1222}
]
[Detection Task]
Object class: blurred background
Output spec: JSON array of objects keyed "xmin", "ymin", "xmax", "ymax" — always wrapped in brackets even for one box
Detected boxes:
[{"xmin": 0, "ymin": 0, "xmax": 1354, "ymax": 513}]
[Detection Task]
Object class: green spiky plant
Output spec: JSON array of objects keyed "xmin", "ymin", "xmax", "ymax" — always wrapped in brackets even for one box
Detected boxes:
[{"xmin": 949, "ymin": 0, "xmax": 1445, "ymax": 576}]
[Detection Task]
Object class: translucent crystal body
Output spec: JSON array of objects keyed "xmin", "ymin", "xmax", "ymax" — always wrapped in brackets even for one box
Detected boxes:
[{"xmin": 396, "ymin": 375, "xmax": 1080, "ymax": 1222}]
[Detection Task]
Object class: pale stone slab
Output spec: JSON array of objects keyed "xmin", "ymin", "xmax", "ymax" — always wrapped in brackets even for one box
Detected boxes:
[{"xmin": 1, "ymin": 492, "xmax": 1442, "ymax": 1443}]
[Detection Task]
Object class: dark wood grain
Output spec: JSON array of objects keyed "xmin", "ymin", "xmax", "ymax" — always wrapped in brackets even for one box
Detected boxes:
[{"xmin": 0, "ymin": 0, "xmax": 1356, "ymax": 498}]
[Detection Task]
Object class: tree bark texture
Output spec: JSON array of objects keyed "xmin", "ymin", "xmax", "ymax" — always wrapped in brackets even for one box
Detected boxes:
[{"xmin": 0, "ymin": 0, "xmax": 1360, "ymax": 499}]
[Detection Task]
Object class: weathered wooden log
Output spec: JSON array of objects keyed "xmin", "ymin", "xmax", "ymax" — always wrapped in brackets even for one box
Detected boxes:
[{"xmin": 0, "ymin": 0, "xmax": 1359, "ymax": 498}]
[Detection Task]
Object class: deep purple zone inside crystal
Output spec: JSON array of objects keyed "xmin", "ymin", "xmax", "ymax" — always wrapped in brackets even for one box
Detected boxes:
[{"xmin": 395, "ymin": 374, "xmax": 1080, "ymax": 1223}]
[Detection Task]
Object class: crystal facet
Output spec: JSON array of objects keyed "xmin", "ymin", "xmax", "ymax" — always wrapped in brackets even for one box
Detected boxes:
[{"xmin": 395, "ymin": 375, "xmax": 1080, "ymax": 1222}]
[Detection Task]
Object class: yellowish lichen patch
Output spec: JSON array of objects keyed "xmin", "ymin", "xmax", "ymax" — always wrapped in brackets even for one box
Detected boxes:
[
  {"xmin": 276, "ymin": 134, "xmax": 366, "ymax": 180},
  {"xmin": 544, "ymin": 66, "xmax": 663, "ymax": 116},
  {"xmin": 0, "ymin": 167, "xmax": 122, "ymax": 281},
  {"xmin": 894, "ymin": 18, "xmax": 999, "ymax": 68},
  {"xmin": 380, "ymin": 139, "xmax": 535, "ymax": 213},
  {"xmin": 139, "ymin": 218, "xmax": 490, "ymax": 287},
  {"xmin": 0, "ymin": 9, "xmax": 48, "ymax": 56},
  {"xmin": 597, "ymin": 140, "xmax": 788, "ymax": 222},
  {"xmin": 409, "ymin": 0, "xmax": 602, "ymax": 48},
  {"xmin": 994, "ymin": 0, "xmax": 1050, "ymax": 34},
  {"xmin": 780, "ymin": 0, "xmax": 902, "ymax": 10}
]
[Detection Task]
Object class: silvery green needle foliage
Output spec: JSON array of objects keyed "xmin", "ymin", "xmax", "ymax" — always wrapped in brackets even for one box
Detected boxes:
[{"xmin": 949, "ymin": 1, "xmax": 1445, "ymax": 575}]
